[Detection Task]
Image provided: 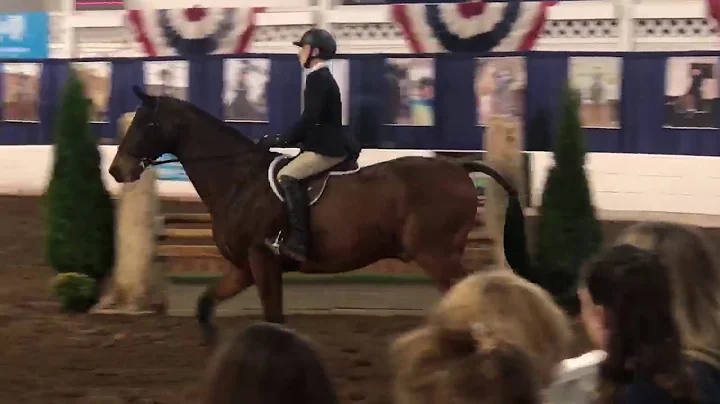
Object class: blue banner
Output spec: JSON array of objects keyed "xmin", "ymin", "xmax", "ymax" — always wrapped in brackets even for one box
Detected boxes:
[
  {"xmin": 0, "ymin": 12, "xmax": 49, "ymax": 59},
  {"xmin": 5, "ymin": 53, "xmax": 720, "ymax": 157}
]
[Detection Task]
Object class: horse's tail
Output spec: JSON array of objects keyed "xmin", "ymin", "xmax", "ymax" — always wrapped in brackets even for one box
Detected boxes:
[{"xmin": 458, "ymin": 161, "xmax": 531, "ymax": 276}]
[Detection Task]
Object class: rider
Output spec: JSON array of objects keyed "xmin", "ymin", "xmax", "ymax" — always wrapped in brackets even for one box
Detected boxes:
[{"xmin": 262, "ymin": 28, "xmax": 360, "ymax": 263}]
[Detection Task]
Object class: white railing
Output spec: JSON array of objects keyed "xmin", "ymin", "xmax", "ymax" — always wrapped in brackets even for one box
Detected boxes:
[{"xmin": 47, "ymin": 0, "xmax": 719, "ymax": 58}]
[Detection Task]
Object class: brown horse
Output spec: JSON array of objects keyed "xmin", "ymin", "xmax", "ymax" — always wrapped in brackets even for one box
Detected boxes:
[{"xmin": 109, "ymin": 86, "xmax": 530, "ymax": 345}]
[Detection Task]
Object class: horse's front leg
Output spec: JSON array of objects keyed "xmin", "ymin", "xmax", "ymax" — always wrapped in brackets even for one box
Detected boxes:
[
  {"xmin": 248, "ymin": 246, "xmax": 284, "ymax": 323},
  {"xmin": 196, "ymin": 262, "xmax": 253, "ymax": 346}
]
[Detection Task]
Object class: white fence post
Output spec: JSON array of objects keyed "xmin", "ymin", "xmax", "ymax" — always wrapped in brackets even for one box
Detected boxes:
[
  {"xmin": 62, "ymin": 0, "xmax": 75, "ymax": 58},
  {"xmin": 617, "ymin": 0, "xmax": 635, "ymax": 51},
  {"xmin": 317, "ymin": 0, "xmax": 333, "ymax": 31}
]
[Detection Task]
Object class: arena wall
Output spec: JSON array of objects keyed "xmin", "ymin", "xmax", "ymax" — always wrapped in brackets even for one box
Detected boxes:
[{"xmin": 1, "ymin": 145, "xmax": 717, "ymax": 215}]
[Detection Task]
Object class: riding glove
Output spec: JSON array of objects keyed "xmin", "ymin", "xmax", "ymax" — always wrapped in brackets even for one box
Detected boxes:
[{"xmin": 258, "ymin": 133, "xmax": 284, "ymax": 148}]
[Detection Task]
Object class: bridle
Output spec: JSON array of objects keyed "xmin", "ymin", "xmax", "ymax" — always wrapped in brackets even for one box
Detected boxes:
[
  {"xmin": 137, "ymin": 118, "xmax": 180, "ymax": 168},
  {"xmin": 132, "ymin": 98, "xmax": 176, "ymax": 169}
]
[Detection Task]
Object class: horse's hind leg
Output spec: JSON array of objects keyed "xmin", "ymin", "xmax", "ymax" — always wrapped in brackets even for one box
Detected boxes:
[
  {"xmin": 404, "ymin": 218, "xmax": 473, "ymax": 293},
  {"xmin": 249, "ymin": 247, "xmax": 284, "ymax": 324},
  {"xmin": 413, "ymin": 250, "xmax": 468, "ymax": 293},
  {"xmin": 197, "ymin": 264, "xmax": 254, "ymax": 346}
]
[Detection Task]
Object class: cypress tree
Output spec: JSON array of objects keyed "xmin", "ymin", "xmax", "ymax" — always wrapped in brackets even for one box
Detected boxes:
[
  {"xmin": 535, "ymin": 86, "xmax": 602, "ymax": 313},
  {"xmin": 45, "ymin": 70, "xmax": 114, "ymax": 281}
]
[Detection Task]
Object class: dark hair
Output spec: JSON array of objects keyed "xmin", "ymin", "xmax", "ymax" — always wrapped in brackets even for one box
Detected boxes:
[
  {"xmin": 201, "ymin": 322, "xmax": 339, "ymax": 404},
  {"xmin": 580, "ymin": 244, "xmax": 698, "ymax": 403},
  {"xmin": 614, "ymin": 222, "xmax": 720, "ymax": 359}
]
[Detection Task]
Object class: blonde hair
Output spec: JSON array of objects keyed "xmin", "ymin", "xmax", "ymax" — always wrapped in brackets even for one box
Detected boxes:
[
  {"xmin": 391, "ymin": 270, "xmax": 572, "ymax": 404},
  {"xmin": 614, "ymin": 221, "xmax": 720, "ymax": 366}
]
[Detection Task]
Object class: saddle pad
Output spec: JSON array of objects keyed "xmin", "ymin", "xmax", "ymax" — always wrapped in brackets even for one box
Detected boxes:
[{"xmin": 267, "ymin": 155, "xmax": 360, "ymax": 206}]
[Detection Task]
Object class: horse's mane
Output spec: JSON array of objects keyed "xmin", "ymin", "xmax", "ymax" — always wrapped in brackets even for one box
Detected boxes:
[
  {"xmin": 170, "ymin": 97, "xmax": 257, "ymax": 147},
  {"xmin": 163, "ymin": 96, "xmax": 282, "ymax": 231}
]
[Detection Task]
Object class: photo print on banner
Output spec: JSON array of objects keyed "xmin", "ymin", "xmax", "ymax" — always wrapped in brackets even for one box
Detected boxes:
[
  {"xmin": 2, "ymin": 63, "xmax": 42, "ymax": 122},
  {"xmin": 72, "ymin": 62, "xmax": 112, "ymax": 122},
  {"xmin": 474, "ymin": 57, "xmax": 526, "ymax": 126},
  {"xmin": 224, "ymin": 58, "xmax": 270, "ymax": 122},
  {"xmin": 664, "ymin": 56, "xmax": 719, "ymax": 129},
  {"xmin": 301, "ymin": 60, "xmax": 350, "ymax": 125},
  {"xmin": 385, "ymin": 58, "xmax": 435, "ymax": 126},
  {"xmin": 569, "ymin": 57, "xmax": 622, "ymax": 129},
  {"xmin": 143, "ymin": 60, "xmax": 189, "ymax": 100},
  {"xmin": 143, "ymin": 60, "xmax": 190, "ymax": 182}
]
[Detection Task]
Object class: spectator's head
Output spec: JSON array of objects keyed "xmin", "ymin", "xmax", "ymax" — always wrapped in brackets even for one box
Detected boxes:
[
  {"xmin": 431, "ymin": 270, "xmax": 571, "ymax": 385},
  {"xmin": 579, "ymin": 244, "xmax": 697, "ymax": 401},
  {"xmin": 614, "ymin": 221, "xmax": 720, "ymax": 361},
  {"xmin": 392, "ymin": 325, "xmax": 542, "ymax": 404},
  {"xmin": 201, "ymin": 322, "xmax": 338, "ymax": 404},
  {"xmin": 391, "ymin": 270, "xmax": 571, "ymax": 404}
]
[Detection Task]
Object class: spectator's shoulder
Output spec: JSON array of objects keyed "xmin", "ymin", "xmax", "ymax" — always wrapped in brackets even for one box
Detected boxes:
[{"xmin": 546, "ymin": 350, "xmax": 606, "ymax": 404}]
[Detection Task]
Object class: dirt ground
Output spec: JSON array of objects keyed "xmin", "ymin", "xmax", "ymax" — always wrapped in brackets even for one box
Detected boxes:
[
  {"xmin": 0, "ymin": 196, "xmax": 422, "ymax": 404},
  {"xmin": 1, "ymin": 266, "xmax": 418, "ymax": 404},
  {"xmin": 3, "ymin": 195, "xmax": 714, "ymax": 403}
]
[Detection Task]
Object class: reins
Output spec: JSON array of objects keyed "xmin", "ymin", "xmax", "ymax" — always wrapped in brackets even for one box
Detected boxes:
[
  {"xmin": 141, "ymin": 157, "xmax": 178, "ymax": 167},
  {"xmin": 140, "ymin": 153, "xmax": 244, "ymax": 169}
]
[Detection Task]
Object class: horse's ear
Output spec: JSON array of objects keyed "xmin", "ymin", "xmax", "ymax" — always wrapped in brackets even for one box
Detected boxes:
[{"xmin": 132, "ymin": 85, "xmax": 151, "ymax": 104}]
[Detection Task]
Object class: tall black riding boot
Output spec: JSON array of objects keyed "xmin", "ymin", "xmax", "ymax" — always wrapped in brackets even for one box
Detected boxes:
[{"xmin": 276, "ymin": 176, "xmax": 309, "ymax": 262}]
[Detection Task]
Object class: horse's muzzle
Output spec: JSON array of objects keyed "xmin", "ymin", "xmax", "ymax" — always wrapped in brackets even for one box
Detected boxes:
[{"xmin": 109, "ymin": 155, "xmax": 144, "ymax": 183}]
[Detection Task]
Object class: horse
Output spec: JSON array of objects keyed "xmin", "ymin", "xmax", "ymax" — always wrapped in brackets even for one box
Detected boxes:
[{"xmin": 109, "ymin": 86, "xmax": 531, "ymax": 345}]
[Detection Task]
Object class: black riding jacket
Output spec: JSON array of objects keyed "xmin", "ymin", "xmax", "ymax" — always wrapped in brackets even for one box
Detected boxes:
[{"xmin": 280, "ymin": 66, "xmax": 359, "ymax": 158}]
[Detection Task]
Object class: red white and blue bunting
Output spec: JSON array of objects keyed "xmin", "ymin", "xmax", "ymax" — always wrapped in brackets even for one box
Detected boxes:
[
  {"xmin": 126, "ymin": 7, "xmax": 265, "ymax": 57},
  {"xmin": 707, "ymin": 0, "xmax": 720, "ymax": 35},
  {"xmin": 391, "ymin": 0, "xmax": 556, "ymax": 53}
]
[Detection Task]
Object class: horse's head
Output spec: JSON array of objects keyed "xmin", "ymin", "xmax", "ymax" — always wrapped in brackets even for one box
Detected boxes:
[{"xmin": 110, "ymin": 85, "xmax": 186, "ymax": 183}]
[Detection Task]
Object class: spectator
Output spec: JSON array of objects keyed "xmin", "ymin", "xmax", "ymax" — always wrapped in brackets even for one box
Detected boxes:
[
  {"xmin": 391, "ymin": 270, "xmax": 572, "ymax": 404},
  {"xmin": 549, "ymin": 221, "xmax": 720, "ymax": 404},
  {"xmin": 579, "ymin": 244, "xmax": 720, "ymax": 403},
  {"xmin": 392, "ymin": 325, "xmax": 542, "ymax": 404},
  {"xmin": 200, "ymin": 322, "xmax": 339, "ymax": 404},
  {"xmin": 614, "ymin": 222, "xmax": 720, "ymax": 366}
]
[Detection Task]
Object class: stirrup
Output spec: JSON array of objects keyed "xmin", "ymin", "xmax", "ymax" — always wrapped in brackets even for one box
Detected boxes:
[{"xmin": 266, "ymin": 231, "xmax": 283, "ymax": 255}]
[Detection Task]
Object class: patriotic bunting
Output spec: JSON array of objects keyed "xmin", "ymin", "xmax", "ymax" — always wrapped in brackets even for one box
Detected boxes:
[
  {"xmin": 391, "ymin": 0, "xmax": 556, "ymax": 53},
  {"xmin": 126, "ymin": 7, "xmax": 265, "ymax": 57}
]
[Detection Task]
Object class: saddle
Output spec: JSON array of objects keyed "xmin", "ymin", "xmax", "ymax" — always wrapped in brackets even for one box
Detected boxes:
[{"xmin": 268, "ymin": 155, "xmax": 360, "ymax": 206}]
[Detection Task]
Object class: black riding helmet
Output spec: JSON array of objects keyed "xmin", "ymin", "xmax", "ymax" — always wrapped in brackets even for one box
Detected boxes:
[{"xmin": 293, "ymin": 28, "xmax": 337, "ymax": 68}]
